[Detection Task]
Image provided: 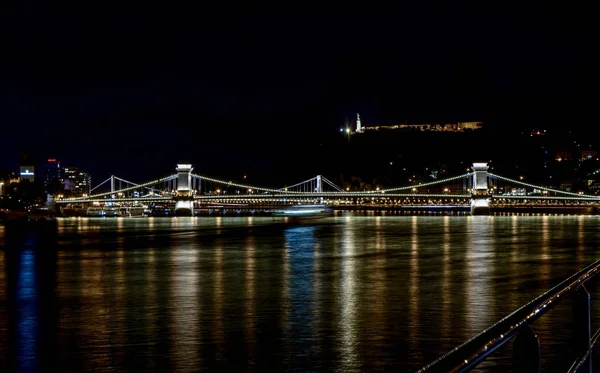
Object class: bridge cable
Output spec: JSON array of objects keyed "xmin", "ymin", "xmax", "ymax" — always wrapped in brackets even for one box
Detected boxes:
[
  {"xmin": 113, "ymin": 176, "xmax": 162, "ymax": 192},
  {"xmin": 321, "ymin": 177, "xmax": 344, "ymax": 192},
  {"xmin": 89, "ymin": 176, "xmax": 113, "ymax": 193},
  {"xmin": 191, "ymin": 174, "xmax": 286, "ymax": 194},
  {"xmin": 380, "ymin": 173, "xmax": 472, "ymax": 193},
  {"xmin": 63, "ymin": 174, "xmax": 178, "ymax": 202},
  {"xmin": 277, "ymin": 176, "xmax": 318, "ymax": 192},
  {"xmin": 488, "ymin": 173, "xmax": 600, "ymax": 199}
]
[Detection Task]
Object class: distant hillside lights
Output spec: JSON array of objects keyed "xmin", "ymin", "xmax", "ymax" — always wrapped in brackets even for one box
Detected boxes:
[{"xmin": 358, "ymin": 121, "xmax": 483, "ymax": 133}]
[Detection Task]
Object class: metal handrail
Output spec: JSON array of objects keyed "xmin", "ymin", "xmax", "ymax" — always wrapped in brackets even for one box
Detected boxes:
[{"xmin": 417, "ymin": 258, "xmax": 600, "ymax": 373}]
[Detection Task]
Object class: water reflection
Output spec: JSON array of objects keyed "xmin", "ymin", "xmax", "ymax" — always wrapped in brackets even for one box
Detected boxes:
[
  {"xmin": 170, "ymin": 241, "xmax": 201, "ymax": 371},
  {"xmin": 464, "ymin": 217, "xmax": 494, "ymax": 333},
  {"xmin": 408, "ymin": 216, "xmax": 420, "ymax": 358},
  {"xmin": 0, "ymin": 250, "xmax": 5, "ymax": 370},
  {"xmin": 141, "ymin": 247, "xmax": 158, "ymax": 372},
  {"xmin": 339, "ymin": 220, "xmax": 359, "ymax": 372},
  {"xmin": 539, "ymin": 216, "xmax": 551, "ymax": 286},
  {"xmin": 16, "ymin": 247, "xmax": 38, "ymax": 372},
  {"xmin": 576, "ymin": 216, "xmax": 586, "ymax": 267},
  {"xmin": 280, "ymin": 227, "xmax": 291, "ymax": 368},
  {"xmin": 213, "ymin": 236, "xmax": 225, "ymax": 363},
  {"xmin": 1, "ymin": 216, "xmax": 600, "ymax": 372},
  {"xmin": 244, "ymin": 233, "xmax": 256, "ymax": 364},
  {"xmin": 441, "ymin": 216, "xmax": 451, "ymax": 342},
  {"xmin": 311, "ymin": 225, "xmax": 323, "ymax": 366},
  {"xmin": 365, "ymin": 215, "xmax": 387, "ymax": 370},
  {"xmin": 283, "ymin": 225, "xmax": 316, "ymax": 369},
  {"xmin": 112, "ymin": 238, "xmax": 126, "ymax": 371},
  {"xmin": 0, "ymin": 222, "xmax": 59, "ymax": 372}
]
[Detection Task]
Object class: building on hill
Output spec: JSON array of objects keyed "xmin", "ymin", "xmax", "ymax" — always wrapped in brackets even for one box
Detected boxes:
[{"xmin": 361, "ymin": 121, "xmax": 483, "ymax": 133}]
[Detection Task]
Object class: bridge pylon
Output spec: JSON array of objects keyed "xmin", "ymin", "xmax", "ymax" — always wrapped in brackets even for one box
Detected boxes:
[
  {"xmin": 470, "ymin": 162, "xmax": 491, "ymax": 215},
  {"xmin": 175, "ymin": 164, "xmax": 194, "ymax": 216},
  {"xmin": 316, "ymin": 175, "xmax": 324, "ymax": 204}
]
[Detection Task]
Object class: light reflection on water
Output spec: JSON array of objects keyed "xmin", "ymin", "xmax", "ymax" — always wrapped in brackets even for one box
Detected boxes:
[
  {"xmin": 465, "ymin": 217, "xmax": 494, "ymax": 334},
  {"xmin": 2, "ymin": 215, "xmax": 600, "ymax": 372},
  {"xmin": 408, "ymin": 216, "xmax": 420, "ymax": 361},
  {"xmin": 170, "ymin": 241, "xmax": 201, "ymax": 372},
  {"xmin": 0, "ymin": 250, "xmax": 5, "ymax": 369},
  {"xmin": 16, "ymin": 247, "xmax": 37, "ymax": 372},
  {"xmin": 339, "ymin": 219, "xmax": 359, "ymax": 373}
]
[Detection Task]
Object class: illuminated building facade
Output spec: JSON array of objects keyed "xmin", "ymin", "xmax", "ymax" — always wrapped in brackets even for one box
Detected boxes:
[
  {"xmin": 63, "ymin": 166, "xmax": 91, "ymax": 197},
  {"xmin": 19, "ymin": 166, "xmax": 35, "ymax": 182},
  {"xmin": 19, "ymin": 152, "xmax": 35, "ymax": 182}
]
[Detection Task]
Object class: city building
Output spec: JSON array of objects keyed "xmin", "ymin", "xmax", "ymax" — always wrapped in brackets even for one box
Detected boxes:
[
  {"xmin": 581, "ymin": 150, "xmax": 598, "ymax": 161},
  {"xmin": 0, "ymin": 171, "xmax": 19, "ymax": 196},
  {"xmin": 555, "ymin": 151, "xmax": 573, "ymax": 162},
  {"xmin": 63, "ymin": 166, "xmax": 91, "ymax": 197},
  {"xmin": 19, "ymin": 152, "xmax": 35, "ymax": 182},
  {"xmin": 42, "ymin": 158, "xmax": 62, "ymax": 191}
]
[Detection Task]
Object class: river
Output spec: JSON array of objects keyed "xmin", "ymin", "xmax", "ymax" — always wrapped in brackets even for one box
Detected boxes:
[{"xmin": 1, "ymin": 213, "xmax": 600, "ymax": 372}]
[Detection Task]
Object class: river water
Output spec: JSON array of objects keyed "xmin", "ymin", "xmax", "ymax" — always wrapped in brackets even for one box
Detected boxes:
[{"xmin": 2, "ymin": 213, "xmax": 600, "ymax": 372}]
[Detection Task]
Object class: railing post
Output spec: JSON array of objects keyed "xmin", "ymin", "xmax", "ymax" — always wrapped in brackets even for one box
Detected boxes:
[
  {"xmin": 513, "ymin": 324, "xmax": 540, "ymax": 373},
  {"xmin": 573, "ymin": 285, "xmax": 592, "ymax": 373}
]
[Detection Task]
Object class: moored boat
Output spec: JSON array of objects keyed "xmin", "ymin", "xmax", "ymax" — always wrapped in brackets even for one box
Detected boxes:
[
  {"xmin": 119, "ymin": 206, "xmax": 146, "ymax": 217},
  {"xmin": 86, "ymin": 206, "xmax": 122, "ymax": 217}
]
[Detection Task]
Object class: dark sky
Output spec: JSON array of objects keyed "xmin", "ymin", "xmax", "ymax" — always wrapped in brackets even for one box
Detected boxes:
[{"xmin": 1, "ymin": 5, "xmax": 593, "ymax": 181}]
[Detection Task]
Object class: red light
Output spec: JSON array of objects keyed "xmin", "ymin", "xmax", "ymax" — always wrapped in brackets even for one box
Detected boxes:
[{"xmin": 48, "ymin": 158, "xmax": 57, "ymax": 162}]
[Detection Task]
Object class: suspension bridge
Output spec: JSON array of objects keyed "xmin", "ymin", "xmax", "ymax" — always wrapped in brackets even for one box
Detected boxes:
[{"xmin": 54, "ymin": 163, "xmax": 600, "ymax": 216}]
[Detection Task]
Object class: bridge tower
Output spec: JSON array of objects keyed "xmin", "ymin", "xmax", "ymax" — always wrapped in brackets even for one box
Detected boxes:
[
  {"xmin": 470, "ymin": 162, "xmax": 491, "ymax": 215},
  {"xmin": 316, "ymin": 175, "xmax": 324, "ymax": 204},
  {"xmin": 175, "ymin": 164, "xmax": 194, "ymax": 216}
]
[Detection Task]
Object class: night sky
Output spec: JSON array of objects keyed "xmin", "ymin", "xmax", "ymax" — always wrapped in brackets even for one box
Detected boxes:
[{"xmin": 1, "ymin": 6, "xmax": 593, "ymax": 181}]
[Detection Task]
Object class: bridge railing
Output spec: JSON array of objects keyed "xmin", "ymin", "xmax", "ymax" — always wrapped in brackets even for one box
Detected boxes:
[{"xmin": 417, "ymin": 258, "xmax": 600, "ymax": 373}]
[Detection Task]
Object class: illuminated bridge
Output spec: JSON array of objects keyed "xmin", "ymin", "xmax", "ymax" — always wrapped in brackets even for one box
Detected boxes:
[{"xmin": 55, "ymin": 163, "xmax": 600, "ymax": 216}]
